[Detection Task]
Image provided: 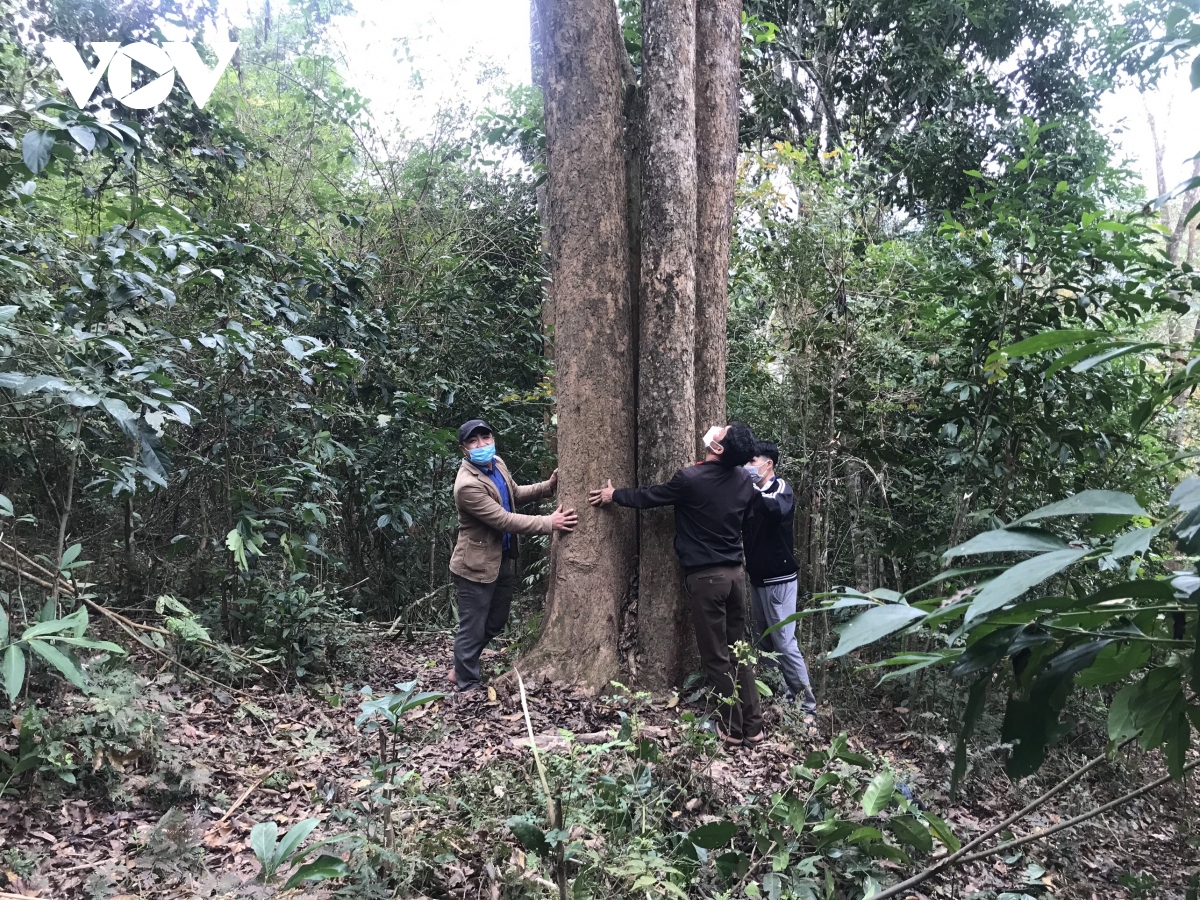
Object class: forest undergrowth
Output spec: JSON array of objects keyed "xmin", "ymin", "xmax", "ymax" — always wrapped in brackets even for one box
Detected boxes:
[{"xmin": 1, "ymin": 611, "xmax": 1194, "ymax": 900}]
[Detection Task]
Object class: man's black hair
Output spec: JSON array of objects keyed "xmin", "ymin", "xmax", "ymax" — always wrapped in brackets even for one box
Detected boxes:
[
  {"xmin": 755, "ymin": 440, "xmax": 779, "ymax": 466},
  {"xmin": 718, "ymin": 422, "xmax": 757, "ymax": 467}
]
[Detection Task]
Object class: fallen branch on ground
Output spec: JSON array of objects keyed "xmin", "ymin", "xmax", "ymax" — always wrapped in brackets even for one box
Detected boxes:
[
  {"xmin": 209, "ymin": 773, "xmax": 270, "ymax": 831},
  {"xmin": 873, "ymin": 749, "xmax": 1192, "ymax": 900}
]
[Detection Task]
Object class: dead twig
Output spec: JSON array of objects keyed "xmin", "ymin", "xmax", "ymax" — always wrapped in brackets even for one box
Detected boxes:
[
  {"xmin": 955, "ymin": 757, "xmax": 1200, "ymax": 865},
  {"xmin": 871, "ymin": 746, "xmax": 1187, "ymax": 900},
  {"xmin": 209, "ymin": 773, "xmax": 270, "ymax": 830}
]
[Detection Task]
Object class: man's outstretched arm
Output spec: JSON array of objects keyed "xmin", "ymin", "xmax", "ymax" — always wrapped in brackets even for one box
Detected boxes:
[{"xmin": 589, "ymin": 470, "xmax": 688, "ymax": 509}]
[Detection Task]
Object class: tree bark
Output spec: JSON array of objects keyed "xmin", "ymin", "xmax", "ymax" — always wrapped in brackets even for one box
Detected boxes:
[
  {"xmin": 521, "ymin": 0, "xmax": 637, "ymax": 690},
  {"xmin": 694, "ymin": 0, "xmax": 740, "ymax": 439},
  {"xmin": 635, "ymin": 0, "xmax": 698, "ymax": 688}
]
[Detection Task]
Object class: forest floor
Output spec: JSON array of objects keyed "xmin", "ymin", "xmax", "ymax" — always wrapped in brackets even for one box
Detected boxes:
[{"xmin": 0, "ymin": 627, "xmax": 1196, "ymax": 899}]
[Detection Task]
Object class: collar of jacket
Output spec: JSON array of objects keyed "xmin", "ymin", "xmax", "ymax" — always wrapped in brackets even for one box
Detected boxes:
[{"xmin": 460, "ymin": 456, "xmax": 511, "ymax": 501}]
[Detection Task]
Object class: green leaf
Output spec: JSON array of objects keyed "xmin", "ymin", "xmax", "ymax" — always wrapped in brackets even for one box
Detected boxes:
[
  {"xmin": 890, "ymin": 815, "xmax": 933, "ymax": 853},
  {"xmin": 282, "ymin": 855, "xmax": 349, "ymax": 891},
  {"xmin": 2, "ymin": 644, "xmax": 25, "ymax": 703},
  {"xmin": 829, "ymin": 604, "xmax": 926, "ymax": 659},
  {"xmin": 26, "ymin": 639, "xmax": 84, "ymax": 689},
  {"xmin": 1076, "ymin": 641, "xmax": 1151, "ymax": 689},
  {"xmin": 59, "ymin": 543, "xmax": 82, "ymax": 569},
  {"xmin": 952, "ymin": 675, "xmax": 990, "ymax": 795},
  {"xmin": 1111, "ymin": 526, "xmax": 1163, "ymax": 560},
  {"xmin": 250, "ymin": 820, "xmax": 280, "ymax": 877},
  {"xmin": 226, "ymin": 528, "xmax": 248, "ymax": 571},
  {"xmin": 0, "ymin": 604, "xmax": 7, "ymax": 645},
  {"xmin": 506, "ymin": 815, "xmax": 549, "ymax": 855},
  {"xmin": 22, "ymin": 130, "xmax": 56, "ymax": 174},
  {"xmin": 874, "ymin": 651, "xmax": 960, "ymax": 684},
  {"xmin": 1109, "ymin": 667, "xmax": 1191, "ymax": 777},
  {"xmin": 1013, "ymin": 490, "xmax": 1146, "ymax": 525},
  {"xmin": 861, "ymin": 770, "xmax": 895, "ymax": 816},
  {"xmin": 66, "ymin": 125, "xmax": 95, "ymax": 152},
  {"xmin": 1001, "ymin": 640, "xmax": 1110, "ymax": 778},
  {"xmin": 22, "ymin": 616, "xmax": 76, "ymax": 640},
  {"xmin": 1070, "ymin": 342, "xmax": 1161, "ymax": 374},
  {"xmin": 41, "ymin": 636, "xmax": 125, "ymax": 654},
  {"xmin": 923, "ymin": 811, "xmax": 961, "ymax": 853},
  {"xmin": 275, "ymin": 818, "xmax": 321, "ymax": 865},
  {"xmin": 943, "ymin": 528, "xmax": 1068, "ymax": 558},
  {"xmin": 966, "ymin": 549, "xmax": 1090, "ymax": 623},
  {"xmin": 0, "ymin": 494, "xmax": 13, "ymax": 517},
  {"xmin": 998, "ymin": 329, "xmax": 1100, "ymax": 360},
  {"xmin": 689, "ymin": 820, "xmax": 737, "ymax": 849}
]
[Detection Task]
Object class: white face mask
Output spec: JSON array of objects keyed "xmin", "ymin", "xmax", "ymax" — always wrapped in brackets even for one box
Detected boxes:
[{"xmin": 702, "ymin": 425, "xmax": 724, "ymax": 452}]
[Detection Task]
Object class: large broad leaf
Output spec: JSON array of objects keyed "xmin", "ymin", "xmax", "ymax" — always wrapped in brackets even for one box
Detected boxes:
[
  {"xmin": 998, "ymin": 329, "xmax": 1101, "ymax": 359},
  {"xmin": 66, "ymin": 124, "xmax": 95, "ymax": 152},
  {"xmin": 0, "ymin": 604, "xmax": 7, "ymax": 645},
  {"xmin": 1070, "ymin": 342, "xmax": 1161, "ymax": 374},
  {"xmin": 274, "ymin": 818, "xmax": 320, "ymax": 865},
  {"xmin": 923, "ymin": 810, "xmax": 961, "ymax": 853},
  {"xmin": 506, "ymin": 815, "xmax": 549, "ymax": 855},
  {"xmin": 965, "ymin": 549, "xmax": 1090, "ymax": 623},
  {"xmin": 22, "ymin": 130, "xmax": 55, "ymax": 174},
  {"xmin": 889, "ymin": 815, "xmax": 933, "ymax": 853},
  {"xmin": 1108, "ymin": 667, "xmax": 1191, "ymax": 778},
  {"xmin": 688, "ymin": 820, "xmax": 737, "ymax": 849},
  {"xmin": 282, "ymin": 856, "xmax": 349, "ymax": 891},
  {"xmin": 26, "ymin": 640, "xmax": 84, "ymax": 689},
  {"xmin": 1076, "ymin": 642, "xmax": 1152, "ymax": 689},
  {"xmin": 950, "ymin": 625, "xmax": 1053, "ymax": 679},
  {"xmin": 2, "ymin": 644, "xmax": 25, "ymax": 703},
  {"xmin": 943, "ymin": 528, "xmax": 1068, "ymax": 559},
  {"xmin": 1110, "ymin": 525, "xmax": 1163, "ymax": 560},
  {"xmin": 22, "ymin": 616, "xmax": 77, "ymax": 640},
  {"xmin": 828, "ymin": 604, "xmax": 925, "ymax": 659},
  {"xmin": 952, "ymin": 675, "xmax": 989, "ymax": 795},
  {"xmin": 250, "ymin": 820, "xmax": 280, "ymax": 874},
  {"xmin": 1013, "ymin": 490, "xmax": 1146, "ymax": 526},
  {"xmin": 861, "ymin": 769, "xmax": 895, "ymax": 816},
  {"xmin": 1001, "ymin": 640, "xmax": 1110, "ymax": 778},
  {"xmin": 45, "ymin": 636, "xmax": 125, "ymax": 654},
  {"xmin": 1171, "ymin": 477, "xmax": 1200, "ymax": 512},
  {"xmin": 964, "ymin": 549, "xmax": 1089, "ymax": 628}
]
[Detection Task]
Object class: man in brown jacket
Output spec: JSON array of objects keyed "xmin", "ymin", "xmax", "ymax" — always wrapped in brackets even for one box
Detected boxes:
[{"xmin": 449, "ymin": 418, "xmax": 577, "ymax": 692}]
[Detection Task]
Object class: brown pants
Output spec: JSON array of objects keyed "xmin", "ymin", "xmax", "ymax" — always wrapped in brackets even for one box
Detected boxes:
[{"xmin": 683, "ymin": 564, "xmax": 763, "ymax": 741}]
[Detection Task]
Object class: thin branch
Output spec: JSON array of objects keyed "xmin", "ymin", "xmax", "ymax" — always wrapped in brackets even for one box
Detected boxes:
[
  {"xmin": 871, "ymin": 739, "xmax": 1137, "ymax": 900},
  {"xmin": 955, "ymin": 757, "xmax": 1199, "ymax": 866}
]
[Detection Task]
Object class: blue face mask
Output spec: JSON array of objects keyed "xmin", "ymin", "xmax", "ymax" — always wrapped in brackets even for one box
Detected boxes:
[
  {"xmin": 744, "ymin": 465, "xmax": 760, "ymax": 479},
  {"xmin": 468, "ymin": 443, "xmax": 496, "ymax": 466}
]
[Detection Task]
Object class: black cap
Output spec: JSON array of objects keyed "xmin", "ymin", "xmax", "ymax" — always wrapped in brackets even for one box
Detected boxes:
[{"xmin": 458, "ymin": 418, "xmax": 493, "ymax": 443}]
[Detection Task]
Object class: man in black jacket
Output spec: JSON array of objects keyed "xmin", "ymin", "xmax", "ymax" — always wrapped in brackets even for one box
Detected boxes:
[
  {"xmin": 742, "ymin": 440, "xmax": 817, "ymax": 718},
  {"xmin": 589, "ymin": 424, "xmax": 766, "ymax": 747}
]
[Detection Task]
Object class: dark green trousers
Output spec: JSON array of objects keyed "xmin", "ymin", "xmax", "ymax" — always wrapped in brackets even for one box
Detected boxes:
[{"xmin": 683, "ymin": 563, "xmax": 764, "ymax": 741}]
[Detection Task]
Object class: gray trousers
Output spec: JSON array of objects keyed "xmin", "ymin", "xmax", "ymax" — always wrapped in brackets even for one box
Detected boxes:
[
  {"xmin": 749, "ymin": 579, "xmax": 817, "ymax": 713},
  {"xmin": 452, "ymin": 558, "xmax": 516, "ymax": 692}
]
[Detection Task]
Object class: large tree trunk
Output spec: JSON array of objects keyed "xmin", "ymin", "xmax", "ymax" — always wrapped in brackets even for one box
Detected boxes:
[
  {"xmin": 635, "ymin": 0, "xmax": 698, "ymax": 688},
  {"xmin": 521, "ymin": 0, "xmax": 637, "ymax": 689},
  {"xmin": 694, "ymin": 0, "xmax": 741, "ymax": 439}
]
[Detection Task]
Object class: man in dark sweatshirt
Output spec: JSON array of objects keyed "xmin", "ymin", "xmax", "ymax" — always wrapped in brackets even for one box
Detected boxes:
[
  {"xmin": 589, "ymin": 423, "xmax": 765, "ymax": 747},
  {"xmin": 742, "ymin": 440, "xmax": 818, "ymax": 718}
]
